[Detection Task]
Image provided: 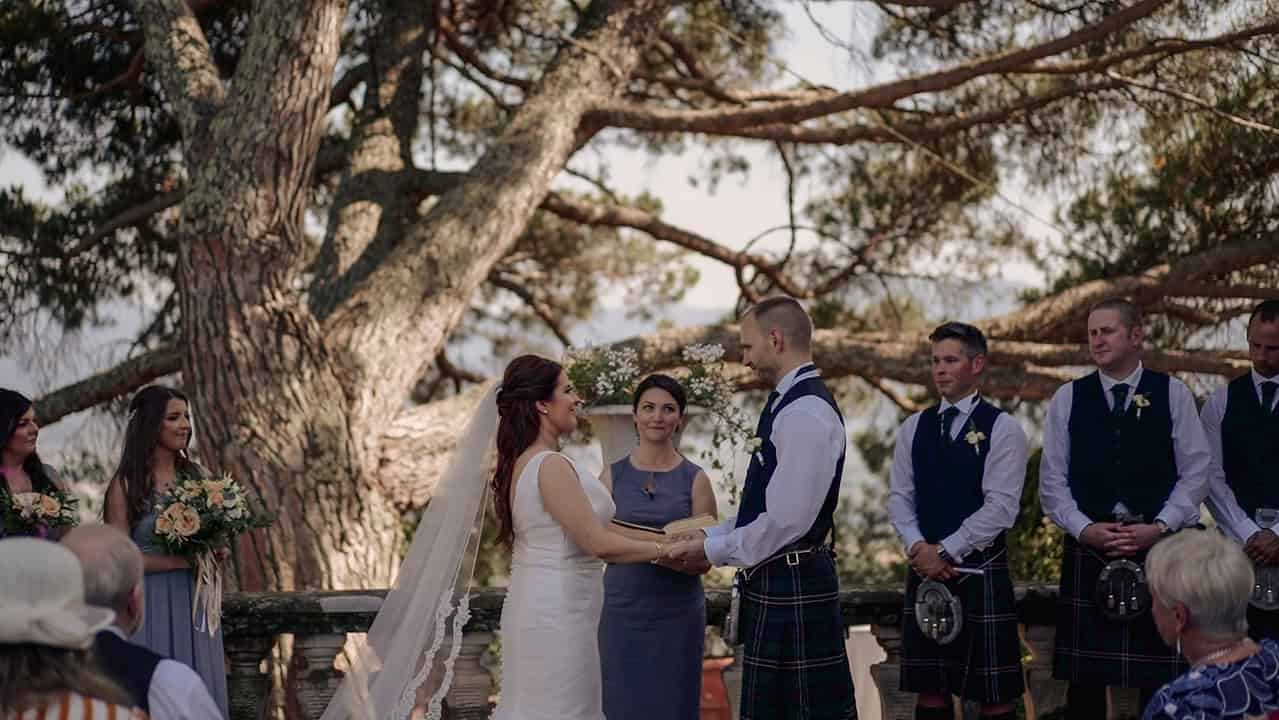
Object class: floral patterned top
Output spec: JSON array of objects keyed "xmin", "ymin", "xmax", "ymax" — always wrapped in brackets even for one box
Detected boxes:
[{"xmin": 1142, "ymin": 639, "xmax": 1279, "ymax": 720}]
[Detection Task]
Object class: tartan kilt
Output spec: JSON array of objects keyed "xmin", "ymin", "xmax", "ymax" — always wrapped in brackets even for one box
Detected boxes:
[
  {"xmin": 1053, "ymin": 535, "xmax": 1186, "ymax": 688},
  {"xmin": 1248, "ymin": 605, "xmax": 1279, "ymax": 643},
  {"xmin": 738, "ymin": 547, "xmax": 856, "ymax": 720},
  {"xmin": 900, "ymin": 535, "xmax": 1025, "ymax": 704}
]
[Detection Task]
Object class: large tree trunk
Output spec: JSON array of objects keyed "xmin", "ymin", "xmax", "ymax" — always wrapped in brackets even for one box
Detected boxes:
[
  {"xmin": 148, "ymin": 0, "xmax": 404, "ymax": 591},
  {"xmin": 135, "ymin": 0, "xmax": 674, "ymax": 593}
]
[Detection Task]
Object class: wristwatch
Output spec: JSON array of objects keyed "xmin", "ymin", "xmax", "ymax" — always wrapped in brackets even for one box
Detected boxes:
[
  {"xmin": 937, "ymin": 545, "xmax": 956, "ymax": 565},
  {"xmin": 1155, "ymin": 520, "xmax": 1173, "ymax": 537}
]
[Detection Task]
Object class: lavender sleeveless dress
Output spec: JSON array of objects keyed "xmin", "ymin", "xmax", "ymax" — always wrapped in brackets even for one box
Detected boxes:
[
  {"xmin": 599, "ymin": 457, "xmax": 706, "ymax": 720},
  {"xmin": 131, "ymin": 493, "xmax": 229, "ymax": 718}
]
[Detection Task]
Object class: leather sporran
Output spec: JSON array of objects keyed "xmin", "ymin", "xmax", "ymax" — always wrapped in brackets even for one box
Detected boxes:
[
  {"xmin": 1095, "ymin": 558, "xmax": 1150, "ymax": 621},
  {"xmin": 1251, "ymin": 509, "xmax": 1279, "ymax": 611},
  {"xmin": 914, "ymin": 578, "xmax": 963, "ymax": 645}
]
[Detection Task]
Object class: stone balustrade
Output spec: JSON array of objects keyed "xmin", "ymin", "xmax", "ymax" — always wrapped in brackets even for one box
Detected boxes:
[{"xmin": 221, "ymin": 584, "xmax": 1107, "ymax": 720}]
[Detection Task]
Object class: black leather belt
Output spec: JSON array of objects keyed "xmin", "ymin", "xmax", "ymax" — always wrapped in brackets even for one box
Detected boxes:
[{"xmin": 743, "ymin": 543, "xmax": 830, "ymax": 580}]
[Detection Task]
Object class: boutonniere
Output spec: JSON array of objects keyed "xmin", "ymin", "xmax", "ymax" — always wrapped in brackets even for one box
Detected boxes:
[
  {"xmin": 746, "ymin": 435, "xmax": 764, "ymax": 464},
  {"xmin": 964, "ymin": 422, "xmax": 987, "ymax": 455},
  {"xmin": 1132, "ymin": 393, "xmax": 1150, "ymax": 419}
]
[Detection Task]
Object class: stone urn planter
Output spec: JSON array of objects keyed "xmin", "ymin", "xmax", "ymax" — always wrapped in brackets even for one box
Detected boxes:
[{"xmin": 582, "ymin": 404, "xmax": 704, "ymax": 467}]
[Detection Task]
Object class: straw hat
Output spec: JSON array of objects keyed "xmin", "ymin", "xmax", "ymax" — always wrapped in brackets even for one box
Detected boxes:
[{"xmin": 0, "ymin": 538, "xmax": 115, "ymax": 649}]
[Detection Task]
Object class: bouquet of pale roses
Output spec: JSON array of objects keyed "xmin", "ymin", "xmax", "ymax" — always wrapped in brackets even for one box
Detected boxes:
[
  {"xmin": 0, "ymin": 487, "xmax": 79, "ymax": 538},
  {"xmin": 152, "ymin": 473, "xmax": 273, "ymax": 632}
]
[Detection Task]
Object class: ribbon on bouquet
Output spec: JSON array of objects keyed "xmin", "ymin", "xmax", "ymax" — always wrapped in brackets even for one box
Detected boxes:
[{"xmin": 192, "ymin": 551, "xmax": 224, "ymax": 634}]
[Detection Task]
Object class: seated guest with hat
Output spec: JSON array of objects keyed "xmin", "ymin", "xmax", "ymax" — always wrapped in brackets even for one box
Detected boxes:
[{"xmin": 0, "ymin": 537, "xmax": 144, "ymax": 719}]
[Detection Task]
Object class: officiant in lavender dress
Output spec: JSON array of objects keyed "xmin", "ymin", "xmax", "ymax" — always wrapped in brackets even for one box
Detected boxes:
[{"xmin": 599, "ymin": 374, "xmax": 718, "ymax": 720}]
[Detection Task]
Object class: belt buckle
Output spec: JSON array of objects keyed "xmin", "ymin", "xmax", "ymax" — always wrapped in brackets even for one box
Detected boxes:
[{"xmin": 785, "ymin": 550, "xmax": 801, "ymax": 566}]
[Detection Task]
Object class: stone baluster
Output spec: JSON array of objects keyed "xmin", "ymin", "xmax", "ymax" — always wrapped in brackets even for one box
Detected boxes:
[
  {"xmin": 870, "ymin": 623, "xmax": 917, "ymax": 720},
  {"xmin": 446, "ymin": 630, "xmax": 496, "ymax": 719},
  {"xmin": 225, "ymin": 635, "xmax": 274, "ymax": 720},
  {"xmin": 1021, "ymin": 624, "xmax": 1066, "ymax": 719},
  {"xmin": 293, "ymin": 633, "xmax": 348, "ymax": 718}
]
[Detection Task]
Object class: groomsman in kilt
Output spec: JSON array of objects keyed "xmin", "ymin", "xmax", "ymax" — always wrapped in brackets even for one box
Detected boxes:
[
  {"xmin": 887, "ymin": 322, "xmax": 1029, "ymax": 720},
  {"xmin": 1039, "ymin": 298, "xmax": 1212, "ymax": 718},
  {"xmin": 1201, "ymin": 300, "xmax": 1279, "ymax": 640},
  {"xmin": 669, "ymin": 296, "xmax": 856, "ymax": 720}
]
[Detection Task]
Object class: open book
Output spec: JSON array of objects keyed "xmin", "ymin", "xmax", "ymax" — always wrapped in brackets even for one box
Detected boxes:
[{"xmin": 611, "ymin": 513, "xmax": 718, "ymax": 536}]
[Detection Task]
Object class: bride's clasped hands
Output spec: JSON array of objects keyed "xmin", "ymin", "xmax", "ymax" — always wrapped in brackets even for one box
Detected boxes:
[{"xmin": 661, "ymin": 533, "xmax": 713, "ymax": 574}]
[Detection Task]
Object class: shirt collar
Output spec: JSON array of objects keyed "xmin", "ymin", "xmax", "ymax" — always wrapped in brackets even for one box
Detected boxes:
[
  {"xmin": 939, "ymin": 391, "xmax": 980, "ymax": 415},
  {"xmin": 1099, "ymin": 362, "xmax": 1143, "ymax": 391},
  {"xmin": 773, "ymin": 362, "xmax": 819, "ymax": 400},
  {"xmin": 1253, "ymin": 368, "xmax": 1279, "ymax": 387},
  {"xmin": 103, "ymin": 624, "xmax": 126, "ymax": 639}
]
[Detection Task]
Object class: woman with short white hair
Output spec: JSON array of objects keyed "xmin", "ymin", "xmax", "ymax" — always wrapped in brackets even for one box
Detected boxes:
[{"xmin": 1142, "ymin": 529, "xmax": 1279, "ymax": 719}]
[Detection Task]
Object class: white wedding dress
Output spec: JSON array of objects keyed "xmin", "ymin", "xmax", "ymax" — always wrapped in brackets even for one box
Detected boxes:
[{"xmin": 491, "ymin": 450, "xmax": 616, "ymax": 720}]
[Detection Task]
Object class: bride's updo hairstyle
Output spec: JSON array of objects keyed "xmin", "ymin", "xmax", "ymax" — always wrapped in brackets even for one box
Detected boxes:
[{"xmin": 492, "ymin": 355, "xmax": 563, "ymax": 547}]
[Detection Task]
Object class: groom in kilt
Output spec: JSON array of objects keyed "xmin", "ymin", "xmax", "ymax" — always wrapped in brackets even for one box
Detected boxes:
[
  {"xmin": 1039, "ymin": 298, "xmax": 1212, "ymax": 718},
  {"xmin": 670, "ymin": 296, "xmax": 856, "ymax": 719},
  {"xmin": 888, "ymin": 322, "xmax": 1029, "ymax": 720}
]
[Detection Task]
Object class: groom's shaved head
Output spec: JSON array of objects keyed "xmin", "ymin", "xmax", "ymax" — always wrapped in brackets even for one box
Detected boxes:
[{"xmin": 743, "ymin": 296, "xmax": 812, "ymax": 352}]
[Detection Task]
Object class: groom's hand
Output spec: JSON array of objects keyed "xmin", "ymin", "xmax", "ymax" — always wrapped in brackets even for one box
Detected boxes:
[
  {"xmin": 666, "ymin": 538, "xmax": 709, "ymax": 566},
  {"xmin": 657, "ymin": 556, "xmax": 712, "ymax": 575}
]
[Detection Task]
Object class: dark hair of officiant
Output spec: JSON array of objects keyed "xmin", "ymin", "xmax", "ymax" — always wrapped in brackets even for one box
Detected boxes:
[
  {"xmin": 493, "ymin": 355, "xmax": 564, "ymax": 547},
  {"xmin": 110, "ymin": 385, "xmax": 199, "ymax": 529},
  {"xmin": 631, "ymin": 374, "xmax": 687, "ymax": 415}
]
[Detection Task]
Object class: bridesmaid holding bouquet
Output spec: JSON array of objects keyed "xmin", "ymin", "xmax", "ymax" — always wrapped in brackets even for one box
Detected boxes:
[
  {"xmin": 0, "ymin": 389, "xmax": 74, "ymax": 541},
  {"xmin": 104, "ymin": 385, "xmax": 229, "ymax": 718}
]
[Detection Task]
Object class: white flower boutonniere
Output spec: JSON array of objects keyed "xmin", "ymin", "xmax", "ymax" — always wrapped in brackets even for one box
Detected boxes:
[
  {"xmin": 1132, "ymin": 393, "xmax": 1151, "ymax": 419},
  {"xmin": 964, "ymin": 426, "xmax": 987, "ymax": 455}
]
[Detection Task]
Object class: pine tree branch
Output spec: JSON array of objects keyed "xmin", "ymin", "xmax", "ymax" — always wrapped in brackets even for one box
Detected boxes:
[
  {"xmin": 584, "ymin": 0, "xmax": 1170, "ymax": 134},
  {"xmin": 33, "ymin": 345, "xmax": 183, "ymax": 425},
  {"xmin": 132, "ymin": 0, "xmax": 227, "ymax": 139}
]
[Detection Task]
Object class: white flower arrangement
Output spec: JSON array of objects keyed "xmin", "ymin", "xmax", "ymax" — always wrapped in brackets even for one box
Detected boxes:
[
  {"xmin": 565, "ymin": 342, "xmax": 754, "ymax": 487},
  {"xmin": 1132, "ymin": 393, "xmax": 1150, "ymax": 419},
  {"xmin": 964, "ymin": 423, "xmax": 987, "ymax": 455}
]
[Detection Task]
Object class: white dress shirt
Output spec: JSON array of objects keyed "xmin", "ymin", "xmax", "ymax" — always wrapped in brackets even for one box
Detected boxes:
[
  {"xmin": 102, "ymin": 626, "xmax": 225, "ymax": 720},
  {"xmin": 1039, "ymin": 362, "xmax": 1212, "ymax": 539},
  {"xmin": 1202, "ymin": 368, "xmax": 1279, "ymax": 544},
  {"xmin": 887, "ymin": 392, "xmax": 1029, "ymax": 561},
  {"xmin": 703, "ymin": 363, "xmax": 846, "ymax": 567}
]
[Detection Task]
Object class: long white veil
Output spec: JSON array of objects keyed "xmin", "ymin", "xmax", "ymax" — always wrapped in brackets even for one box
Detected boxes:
[{"xmin": 321, "ymin": 384, "xmax": 499, "ymax": 720}]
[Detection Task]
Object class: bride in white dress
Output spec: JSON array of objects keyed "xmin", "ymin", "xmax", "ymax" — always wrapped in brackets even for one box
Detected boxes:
[
  {"xmin": 318, "ymin": 355, "xmax": 672, "ymax": 720},
  {"xmin": 490, "ymin": 356, "xmax": 672, "ymax": 720}
]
